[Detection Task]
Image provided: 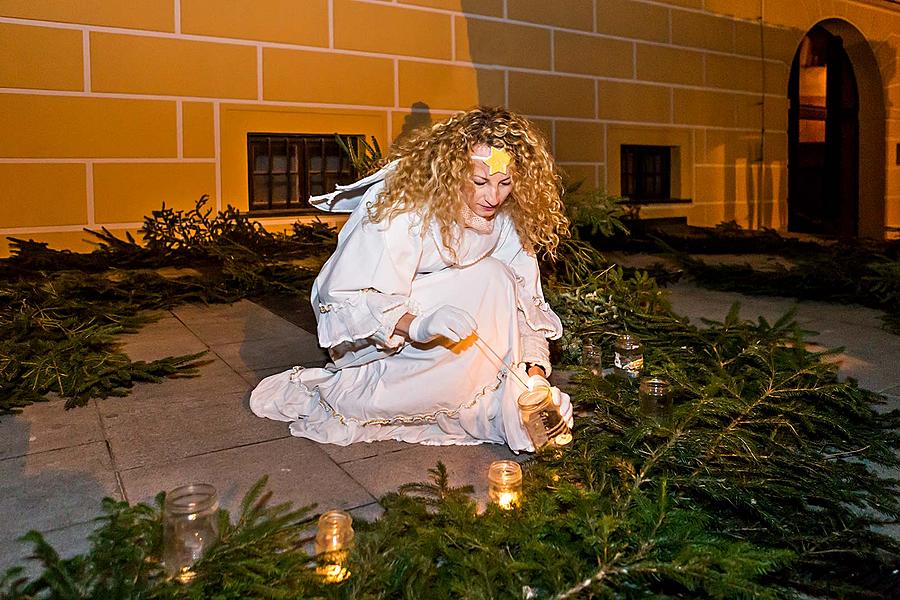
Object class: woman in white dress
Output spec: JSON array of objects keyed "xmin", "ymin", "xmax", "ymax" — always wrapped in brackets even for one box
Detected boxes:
[{"xmin": 250, "ymin": 107, "xmax": 573, "ymax": 452}]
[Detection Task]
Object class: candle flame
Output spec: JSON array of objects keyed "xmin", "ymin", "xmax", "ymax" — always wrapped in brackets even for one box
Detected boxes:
[
  {"xmin": 497, "ymin": 491, "xmax": 519, "ymax": 510},
  {"xmin": 317, "ymin": 563, "xmax": 351, "ymax": 583}
]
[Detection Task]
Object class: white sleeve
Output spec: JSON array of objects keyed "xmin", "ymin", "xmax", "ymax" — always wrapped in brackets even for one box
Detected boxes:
[
  {"xmin": 491, "ymin": 216, "xmax": 563, "ymax": 375},
  {"xmin": 312, "ymin": 193, "xmax": 423, "ymax": 354}
]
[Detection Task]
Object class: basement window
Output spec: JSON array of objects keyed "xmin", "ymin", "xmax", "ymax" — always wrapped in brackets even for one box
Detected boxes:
[
  {"xmin": 620, "ymin": 145, "xmax": 671, "ymax": 202},
  {"xmin": 247, "ymin": 133, "xmax": 361, "ymax": 214}
]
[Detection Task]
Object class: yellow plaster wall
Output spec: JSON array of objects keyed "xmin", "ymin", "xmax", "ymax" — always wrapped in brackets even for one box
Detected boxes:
[{"xmin": 1, "ymin": 0, "xmax": 898, "ymax": 256}]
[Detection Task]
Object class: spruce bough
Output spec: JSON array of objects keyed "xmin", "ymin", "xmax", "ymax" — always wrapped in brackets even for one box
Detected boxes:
[{"xmin": 2, "ymin": 198, "xmax": 898, "ymax": 598}]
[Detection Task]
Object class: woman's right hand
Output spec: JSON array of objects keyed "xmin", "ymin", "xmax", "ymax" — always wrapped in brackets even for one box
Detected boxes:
[{"xmin": 408, "ymin": 305, "xmax": 477, "ymax": 343}]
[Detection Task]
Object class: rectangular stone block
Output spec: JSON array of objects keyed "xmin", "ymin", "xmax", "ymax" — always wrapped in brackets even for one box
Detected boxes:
[
  {"xmin": 508, "ymin": 0, "xmax": 595, "ymax": 31},
  {"xmin": 554, "ymin": 31, "xmax": 634, "ymax": 79},
  {"xmin": 391, "ymin": 109, "xmax": 435, "ymax": 142},
  {"xmin": 181, "ymin": 0, "xmax": 328, "ymax": 46},
  {"xmin": 704, "ymin": 0, "xmax": 761, "ymax": 20},
  {"xmin": 0, "ymin": 442, "xmax": 121, "ymax": 543},
  {"xmin": 0, "ymin": 164, "xmax": 86, "ymax": 227},
  {"xmin": 559, "ymin": 163, "xmax": 598, "ymax": 189},
  {"xmin": 0, "ymin": 94, "xmax": 176, "ymax": 158},
  {"xmin": 598, "ymin": 81, "xmax": 671, "ymax": 123},
  {"xmin": 400, "ymin": 0, "xmax": 504, "ymax": 16},
  {"xmin": 182, "ymin": 102, "xmax": 215, "ymax": 158},
  {"xmin": 555, "ymin": 120, "xmax": 605, "ymax": 162},
  {"xmin": 91, "ymin": 33, "xmax": 257, "ymax": 99},
  {"xmin": 0, "ymin": 398, "xmax": 103, "ymax": 461},
  {"xmin": 765, "ymin": 131, "xmax": 788, "ymax": 163},
  {"xmin": 765, "ymin": 61, "xmax": 789, "ymax": 95},
  {"xmin": 596, "ymin": 0, "xmax": 669, "ymax": 43},
  {"xmin": 763, "ymin": 96, "xmax": 788, "ymax": 132},
  {"xmin": 334, "ymin": 0, "xmax": 452, "ymax": 60},
  {"xmin": 706, "ymin": 53, "xmax": 764, "ymax": 92},
  {"xmin": 92, "ymin": 162, "xmax": 215, "ymax": 223},
  {"xmin": 264, "ymin": 48, "xmax": 394, "ymax": 106},
  {"xmin": 734, "ymin": 93, "xmax": 767, "ymax": 130},
  {"xmin": 673, "ymin": 88, "xmax": 735, "ymax": 127},
  {"xmin": 734, "ymin": 19, "xmax": 762, "ymax": 56},
  {"xmin": 0, "ymin": 23, "xmax": 83, "ymax": 91},
  {"xmin": 509, "ymin": 72, "xmax": 595, "ymax": 118},
  {"xmin": 456, "ymin": 17, "xmax": 551, "ymax": 70},
  {"xmin": 399, "ymin": 61, "xmax": 504, "ymax": 111},
  {"xmin": 671, "ymin": 9, "xmax": 734, "ymax": 53},
  {"xmin": 702, "ymin": 129, "xmax": 761, "ymax": 164},
  {"xmin": 119, "ymin": 437, "xmax": 375, "ymax": 513},
  {"xmin": 636, "ymin": 43, "xmax": 704, "ymax": 86},
  {"xmin": 0, "ymin": 0, "xmax": 174, "ymax": 31},
  {"xmin": 653, "ymin": 0, "xmax": 701, "ymax": 7}
]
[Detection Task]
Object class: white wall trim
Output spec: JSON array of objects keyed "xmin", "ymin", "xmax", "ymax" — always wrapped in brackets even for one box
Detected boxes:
[
  {"xmin": 176, "ymin": 100, "xmax": 183, "ymax": 158},
  {"xmin": 85, "ymin": 161, "xmax": 95, "ymax": 226},
  {"xmin": 82, "ymin": 30, "xmax": 91, "ymax": 92},
  {"xmin": 213, "ymin": 101, "xmax": 221, "ymax": 211}
]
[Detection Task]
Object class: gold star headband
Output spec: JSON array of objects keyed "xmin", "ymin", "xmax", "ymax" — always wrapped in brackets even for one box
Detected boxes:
[{"xmin": 471, "ymin": 146, "xmax": 512, "ymax": 175}]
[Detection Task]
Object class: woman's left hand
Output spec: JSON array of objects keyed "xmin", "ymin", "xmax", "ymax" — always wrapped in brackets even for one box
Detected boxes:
[
  {"xmin": 549, "ymin": 387, "xmax": 574, "ymax": 429},
  {"xmin": 526, "ymin": 375, "xmax": 574, "ymax": 430}
]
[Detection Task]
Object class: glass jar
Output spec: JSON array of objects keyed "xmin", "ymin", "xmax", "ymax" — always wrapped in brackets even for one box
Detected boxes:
[
  {"xmin": 639, "ymin": 377, "xmax": 671, "ymax": 416},
  {"xmin": 582, "ymin": 341, "xmax": 602, "ymax": 377},
  {"xmin": 487, "ymin": 460, "xmax": 523, "ymax": 510},
  {"xmin": 163, "ymin": 483, "xmax": 220, "ymax": 583},
  {"xmin": 517, "ymin": 388, "xmax": 572, "ymax": 450},
  {"xmin": 315, "ymin": 510, "xmax": 354, "ymax": 583},
  {"xmin": 614, "ymin": 334, "xmax": 644, "ymax": 379}
]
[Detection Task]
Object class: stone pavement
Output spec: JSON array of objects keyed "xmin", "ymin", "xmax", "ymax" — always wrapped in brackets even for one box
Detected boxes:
[{"xmin": 2, "ymin": 283, "xmax": 899, "ymax": 574}]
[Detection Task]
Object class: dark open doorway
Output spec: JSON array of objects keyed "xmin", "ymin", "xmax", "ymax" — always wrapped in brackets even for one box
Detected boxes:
[{"xmin": 788, "ymin": 25, "xmax": 859, "ymax": 237}]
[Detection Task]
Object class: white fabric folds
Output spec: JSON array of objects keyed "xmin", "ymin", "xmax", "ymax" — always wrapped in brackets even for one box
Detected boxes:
[{"xmin": 250, "ymin": 167, "xmax": 563, "ymax": 451}]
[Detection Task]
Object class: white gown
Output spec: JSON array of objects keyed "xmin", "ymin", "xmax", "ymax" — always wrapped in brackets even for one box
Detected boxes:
[{"xmin": 249, "ymin": 165, "xmax": 563, "ymax": 452}]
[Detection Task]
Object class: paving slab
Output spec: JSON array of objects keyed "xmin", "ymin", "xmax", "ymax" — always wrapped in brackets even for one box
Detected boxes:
[
  {"xmin": 666, "ymin": 282, "xmax": 806, "ymax": 326},
  {"xmin": 119, "ymin": 437, "xmax": 375, "ymax": 515},
  {"xmin": 117, "ymin": 314, "xmax": 208, "ymax": 363},
  {"xmin": 210, "ymin": 332, "xmax": 328, "ymax": 373},
  {"xmin": 0, "ymin": 398, "xmax": 104, "ymax": 460},
  {"xmin": 173, "ymin": 300, "xmax": 305, "ymax": 346},
  {"xmin": 340, "ymin": 443, "xmax": 522, "ymax": 510},
  {"xmin": 101, "ymin": 391, "xmax": 289, "ymax": 471},
  {"xmin": 97, "ymin": 357, "xmax": 251, "ymax": 412},
  {"xmin": 0, "ymin": 519, "xmax": 97, "ymax": 579},
  {"xmin": 0, "ymin": 441, "xmax": 120, "ymax": 544},
  {"xmin": 321, "ymin": 439, "xmax": 412, "ymax": 465}
]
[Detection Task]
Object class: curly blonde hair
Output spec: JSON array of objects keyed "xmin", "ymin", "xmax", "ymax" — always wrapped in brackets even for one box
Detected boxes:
[{"xmin": 368, "ymin": 106, "xmax": 569, "ymax": 260}]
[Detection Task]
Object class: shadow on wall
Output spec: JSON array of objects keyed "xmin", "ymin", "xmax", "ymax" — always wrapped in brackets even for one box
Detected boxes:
[
  {"xmin": 395, "ymin": 101, "xmax": 433, "ymax": 143},
  {"xmin": 456, "ymin": 4, "xmax": 895, "ymax": 236}
]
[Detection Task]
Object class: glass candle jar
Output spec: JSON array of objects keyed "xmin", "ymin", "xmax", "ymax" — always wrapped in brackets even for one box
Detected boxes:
[
  {"xmin": 639, "ymin": 377, "xmax": 671, "ymax": 416},
  {"xmin": 488, "ymin": 460, "xmax": 523, "ymax": 510},
  {"xmin": 614, "ymin": 334, "xmax": 644, "ymax": 379},
  {"xmin": 162, "ymin": 483, "xmax": 220, "ymax": 583},
  {"xmin": 517, "ymin": 388, "xmax": 573, "ymax": 450},
  {"xmin": 582, "ymin": 341, "xmax": 602, "ymax": 377},
  {"xmin": 315, "ymin": 510, "xmax": 354, "ymax": 583}
]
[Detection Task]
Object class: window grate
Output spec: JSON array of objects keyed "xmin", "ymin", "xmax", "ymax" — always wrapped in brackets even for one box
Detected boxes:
[
  {"xmin": 247, "ymin": 133, "xmax": 361, "ymax": 213},
  {"xmin": 621, "ymin": 145, "xmax": 671, "ymax": 202}
]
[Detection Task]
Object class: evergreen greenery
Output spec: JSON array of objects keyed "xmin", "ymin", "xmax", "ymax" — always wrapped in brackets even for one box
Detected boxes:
[
  {"xmin": 2, "ymin": 199, "xmax": 899, "ymax": 598},
  {"xmin": 0, "ymin": 197, "xmax": 333, "ymax": 415},
  {"xmin": 594, "ymin": 221, "xmax": 900, "ymax": 335}
]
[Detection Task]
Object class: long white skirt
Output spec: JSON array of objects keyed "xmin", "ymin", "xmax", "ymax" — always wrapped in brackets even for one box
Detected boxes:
[{"xmin": 249, "ymin": 257, "xmax": 533, "ymax": 451}]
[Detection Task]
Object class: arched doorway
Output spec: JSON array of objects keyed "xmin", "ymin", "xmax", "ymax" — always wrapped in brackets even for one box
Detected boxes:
[{"xmin": 788, "ymin": 25, "xmax": 859, "ymax": 237}]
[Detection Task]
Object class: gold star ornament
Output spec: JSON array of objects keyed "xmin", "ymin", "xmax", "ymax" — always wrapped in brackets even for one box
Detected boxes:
[{"xmin": 473, "ymin": 146, "xmax": 512, "ymax": 175}]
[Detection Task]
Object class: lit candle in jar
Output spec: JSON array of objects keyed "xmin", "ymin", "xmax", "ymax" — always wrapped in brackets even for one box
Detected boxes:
[
  {"xmin": 315, "ymin": 510, "xmax": 354, "ymax": 583},
  {"xmin": 488, "ymin": 460, "xmax": 523, "ymax": 510}
]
